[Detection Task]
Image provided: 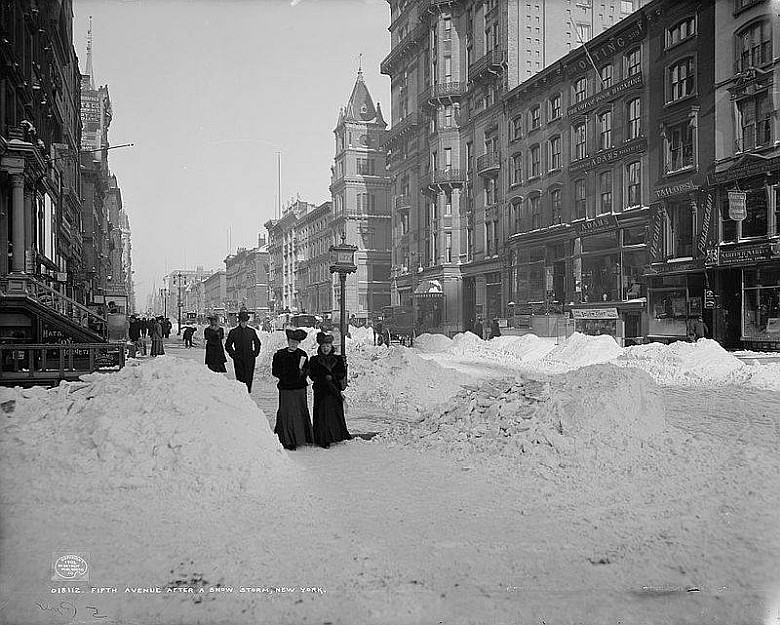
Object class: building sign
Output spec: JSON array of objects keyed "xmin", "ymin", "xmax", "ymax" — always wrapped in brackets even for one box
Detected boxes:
[
  {"xmin": 80, "ymin": 93, "xmax": 100, "ymax": 125},
  {"xmin": 568, "ymin": 73, "xmax": 643, "ymax": 116},
  {"xmin": 727, "ymin": 191, "xmax": 747, "ymax": 221},
  {"xmin": 572, "ymin": 307, "xmax": 619, "ymax": 320},
  {"xmin": 569, "ymin": 138, "xmax": 646, "ymax": 172},
  {"xmin": 697, "ymin": 193, "xmax": 713, "ymax": 256},
  {"xmin": 654, "ymin": 179, "xmax": 696, "ymax": 200},
  {"xmin": 573, "ymin": 215, "xmax": 618, "ymax": 237},
  {"xmin": 718, "ymin": 243, "xmax": 773, "ymax": 265},
  {"xmin": 704, "ymin": 289, "xmax": 716, "ymax": 309},
  {"xmin": 709, "ymin": 155, "xmax": 780, "ymax": 185},
  {"xmin": 649, "ymin": 205, "xmax": 667, "ymax": 262},
  {"xmin": 570, "ymin": 18, "xmax": 646, "ymax": 73}
]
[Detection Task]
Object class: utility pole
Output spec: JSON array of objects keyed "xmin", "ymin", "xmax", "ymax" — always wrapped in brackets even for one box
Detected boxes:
[{"xmin": 177, "ymin": 271, "xmax": 184, "ymax": 335}]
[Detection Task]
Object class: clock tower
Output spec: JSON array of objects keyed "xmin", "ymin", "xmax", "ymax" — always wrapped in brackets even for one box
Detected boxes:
[{"xmin": 329, "ymin": 68, "xmax": 392, "ymax": 323}]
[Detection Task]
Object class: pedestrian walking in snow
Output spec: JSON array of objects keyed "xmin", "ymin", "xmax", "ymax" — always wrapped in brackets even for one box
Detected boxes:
[
  {"xmin": 309, "ymin": 333, "xmax": 351, "ymax": 449},
  {"xmin": 489, "ymin": 319, "xmax": 501, "ymax": 340},
  {"xmin": 473, "ymin": 318, "xmax": 484, "ymax": 339},
  {"xmin": 150, "ymin": 316, "xmax": 165, "ymax": 356},
  {"xmin": 182, "ymin": 325, "xmax": 196, "ymax": 348},
  {"xmin": 272, "ymin": 328, "xmax": 313, "ymax": 451},
  {"xmin": 204, "ymin": 316, "xmax": 227, "ymax": 373},
  {"xmin": 225, "ymin": 311, "xmax": 262, "ymax": 393},
  {"xmin": 688, "ymin": 315, "xmax": 708, "ymax": 342}
]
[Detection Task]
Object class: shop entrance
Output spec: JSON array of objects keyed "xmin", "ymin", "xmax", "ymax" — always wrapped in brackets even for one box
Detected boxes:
[{"xmin": 718, "ymin": 269, "xmax": 742, "ymax": 348}]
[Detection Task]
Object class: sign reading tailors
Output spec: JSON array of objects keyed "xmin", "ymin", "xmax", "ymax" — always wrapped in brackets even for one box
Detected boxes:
[
  {"xmin": 572, "ymin": 308, "xmax": 619, "ymax": 320},
  {"xmin": 728, "ymin": 190, "xmax": 747, "ymax": 221}
]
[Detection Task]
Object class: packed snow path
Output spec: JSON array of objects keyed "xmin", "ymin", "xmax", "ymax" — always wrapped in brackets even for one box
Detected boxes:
[{"xmin": 0, "ymin": 336, "xmax": 778, "ymax": 625}]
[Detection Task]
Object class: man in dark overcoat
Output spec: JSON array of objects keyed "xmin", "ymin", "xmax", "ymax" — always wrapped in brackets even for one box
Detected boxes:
[{"xmin": 225, "ymin": 311, "xmax": 262, "ymax": 392}]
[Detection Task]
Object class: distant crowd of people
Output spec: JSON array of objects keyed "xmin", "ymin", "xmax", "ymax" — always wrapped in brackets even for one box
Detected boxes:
[
  {"xmin": 127, "ymin": 315, "xmax": 173, "ymax": 357},
  {"xmin": 470, "ymin": 317, "xmax": 502, "ymax": 340}
]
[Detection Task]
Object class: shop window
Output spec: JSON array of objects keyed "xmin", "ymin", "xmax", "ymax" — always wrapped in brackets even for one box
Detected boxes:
[
  {"xmin": 598, "ymin": 110, "xmax": 612, "ymax": 149},
  {"xmin": 649, "ymin": 288, "xmax": 688, "ymax": 337},
  {"xmin": 667, "ymin": 57, "xmax": 696, "ymax": 102},
  {"xmin": 626, "ymin": 98, "xmax": 641, "ymax": 140},
  {"xmin": 625, "ymin": 48, "xmax": 641, "ymax": 76},
  {"xmin": 599, "ymin": 170, "xmax": 613, "ymax": 214},
  {"xmin": 622, "ymin": 224, "xmax": 646, "ymax": 246},
  {"xmin": 582, "ymin": 231, "xmax": 619, "ymax": 253},
  {"xmin": 666, "ymin": 16, "xmax": 696, "ymax": 48},
  {"xmin": 742, "ymin": 185, "xmax": 769, "ymax": 238},
  {"xmin": 668, "ymin": 201, "xmax": 693, "ymax": 258},
  {"xmin": 574, "ymin": 178, "xmax": 587, "ymax": 219},
  {"xmin": 665, "ymin": 120, "xmax": 694, "ymax": 172},
  {"xmin": 581, "ymin": 253, "xmax": 620, "ymax": 303},
  {"xmin": 622, "ymin": 249, "xmax": 645, "ymax": 299},
  {"xmin": 743, "ymin": 266, "xmax": 780, "ymax": 341},
  {"xmin": 735, "ymin": 91, "xmax": 773, "ymax": 152},
  {"xmin": 626, "ymin": 161, "xmax": 642, "ymax": 208},
  {"xmin": 735, "ymin": 20, "xmax": 773, "ymax": 73}
]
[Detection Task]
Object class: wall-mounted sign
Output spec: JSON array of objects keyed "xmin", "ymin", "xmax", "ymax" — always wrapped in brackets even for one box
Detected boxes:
[
  {"xmin": 569, "ymin": 138, "xmax": 646, "ymax": 172},
  {"xmin": 573, "ymin": 214, "xmax": 618, "ymax": 237},
  {"xmin": 572, "ymin": 307, "xmax": 619, "ymax": 320},
  {"xmin": 654, "ymin": 179, "xmax": 696, "ymax": 200},
  {"xmin": 704, "ymin": 289, "xmax": 716, "ymax": 309},
  {"xmin": 567, "ymin": 73, "xmax": 643, "ymax": 117},
  {"xmin": 696, "ymin": 194, "xmax": 714, "ymax": 255},
  {"xmin": 727, "ymin": 191, "xmax": 747, "ymax": 221},
  {"xmin": 719, "ymin": 243, "xmax": 772, "ymax": 265}
]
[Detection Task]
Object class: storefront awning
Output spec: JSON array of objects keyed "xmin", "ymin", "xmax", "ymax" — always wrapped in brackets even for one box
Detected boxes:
[{"xmin": 413, "ymin": 279, "xmax": 444, "ymax": 298}]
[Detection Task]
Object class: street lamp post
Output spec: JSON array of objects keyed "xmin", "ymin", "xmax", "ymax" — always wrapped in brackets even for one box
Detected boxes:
[
  {"xmin": 329, "ymin": 232, "xmax": 358, "ymax": 362},
  {"xmin": 176, "ymin": 271, "xmax": 184, "ymax": 335}
]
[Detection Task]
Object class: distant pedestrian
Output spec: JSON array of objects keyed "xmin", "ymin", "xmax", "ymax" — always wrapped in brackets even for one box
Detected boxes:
[
  {"xmin": 182, "ymin": 325, "xmax": 196, "ymax": 348},
  {"xmin": 140, "ymin": 317, "xmax": 148, "ymax": 338},
  {"xmin": 164, "ymin": 318, "xmax": 172, "ymax": 338},
  {"xmin": 472, "ymin": 318, "xmax": 484, "ymax": 339},
  {"xmin": 225, "ymin": 311, "xmax": 262, "ymax": 392},
  {"xmin": 150, "ymin": 316, "xmax": 165, "ymax": 356},
  {"xmin": 272, "ymin": 328, "xmax": 313, "ymax": 451},
  {"xmin": 204, "ymin": 316, "xmax": 227, "ymax": 372},
  {"xmin": 688, "ymin": 315, "xmax": 708, "ymax": 342},
  {"xmin": 489, "ymin": 319, "xmax": 501, "ymax": 340},
  {"xmin": 309, "ymin": 332, "xmax": 351, "ymax": 449}
]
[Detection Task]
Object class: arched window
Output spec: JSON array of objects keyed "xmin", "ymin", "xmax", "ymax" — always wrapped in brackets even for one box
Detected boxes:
[{"xmin": 735, "ymin": 20, "xmax": 773, "ymax": 72}]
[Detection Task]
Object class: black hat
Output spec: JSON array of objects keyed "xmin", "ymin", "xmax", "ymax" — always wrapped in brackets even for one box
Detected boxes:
[
  {"xmin": 316, "ymin": 332, "xmax": 334, "ymax": 344},
  {"xmin": 238, "ymin": 311, "xmax": 250, "ymax": 321},
  {"xmin": 286, "ymin": 328, "xmax": 307, "ymax": 341}
]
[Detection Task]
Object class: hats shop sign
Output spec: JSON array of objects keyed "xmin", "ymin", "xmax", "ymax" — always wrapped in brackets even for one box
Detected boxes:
[{"xmin": 727, "ymin": 191, "xmax": 747, "ymax": 221}]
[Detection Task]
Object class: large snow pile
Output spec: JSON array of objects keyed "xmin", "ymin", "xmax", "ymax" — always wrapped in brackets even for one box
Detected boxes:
[
  {"xmin": 344, "ymin": 346, "xmax": 470, "ymax": 422},
  {"xmin": 490, "ymin": 334, "xmax": 558, "ymax": 362},
  {"xmin": 375, "ymin": 364, "xmax": 666, "ymax": 475},
  {"xmin": 540, "ymin": 332, "xmax": 622, "ymax": 370},
  {"xmin": 414, "ymin": 332, "xmax": 454, "ymax": 353},
  {"xmin": 617, "ymin": 338, "xmax": 780, "ymax": 391},
  {"xmin": 0, "ymin": 358, "xmax": 293, "ymax": 496}
]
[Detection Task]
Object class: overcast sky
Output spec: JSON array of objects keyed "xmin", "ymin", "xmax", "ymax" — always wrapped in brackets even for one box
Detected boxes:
[{"xmin": 73, "ymin": 0, "xmax": 390, "ymax": 308}]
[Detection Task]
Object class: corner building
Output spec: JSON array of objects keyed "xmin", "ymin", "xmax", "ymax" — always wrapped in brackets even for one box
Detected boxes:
[{"xmin": 382, "ymin": 0, "xmax": 646, "ymax": 335}]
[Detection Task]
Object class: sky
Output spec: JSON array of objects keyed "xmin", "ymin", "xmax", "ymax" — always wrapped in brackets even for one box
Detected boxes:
[{"xmin": 73, "ymin": 0, "xmax": 391, "ymax": 309}]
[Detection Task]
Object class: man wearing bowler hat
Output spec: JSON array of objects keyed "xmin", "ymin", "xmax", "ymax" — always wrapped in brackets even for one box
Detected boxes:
[{"xmin": 225, "ymin": 310, "xmax": 262, "ymax": 393}]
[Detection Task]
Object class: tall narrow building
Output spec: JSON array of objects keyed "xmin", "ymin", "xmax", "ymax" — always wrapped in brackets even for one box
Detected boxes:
[{"xmin": 329, "ymin": 69, "xmax": 392, "ymax": 322}]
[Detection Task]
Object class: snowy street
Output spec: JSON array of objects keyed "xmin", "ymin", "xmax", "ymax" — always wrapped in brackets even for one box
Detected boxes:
[{"xmin": 1, "ymin": 330, "xmax": 779, "ymax": 625}]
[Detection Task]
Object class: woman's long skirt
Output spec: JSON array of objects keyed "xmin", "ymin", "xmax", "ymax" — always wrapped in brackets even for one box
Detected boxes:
[
  {"xmin": 313, "ymin": 390, "xmax": 352, "ymax": 447},
  {"xmin": 150, "ymin": 338, "xmax": 165, "ymax": 356},
  {"xmin": 206, "ymin": 360, "xmax": 227, "ymax": 373},
  {"xmin": 274, "ymin": 388, "xmax": 313, "ymax": 450}
]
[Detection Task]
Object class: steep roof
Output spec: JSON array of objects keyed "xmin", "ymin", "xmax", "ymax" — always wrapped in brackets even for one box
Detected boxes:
[{"xmin": 343, "ymin": 69, "xmax": 378, "ymax": 123}]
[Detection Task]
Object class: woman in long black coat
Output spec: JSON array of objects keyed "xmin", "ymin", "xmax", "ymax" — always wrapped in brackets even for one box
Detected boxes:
[
  {"xmin": 203, "ymin": 316, "xmax": 227, "ymax": 372},
  {"xmin": 308, "ymin": 333, "xmax": 352, "ymax": 449}
]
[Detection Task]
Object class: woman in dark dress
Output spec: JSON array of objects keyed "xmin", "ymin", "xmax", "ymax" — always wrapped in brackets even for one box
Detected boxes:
[
  {"xmin": 203, "ymin": 316, "xmax": 227, "ymax": 372},
  {"xmin": 309, "ymin": 333, "xmax": 352, "ymax": 449},
  {"xmin": 272, "ymin": 329, "xmax": 313, "ymax": 451}
]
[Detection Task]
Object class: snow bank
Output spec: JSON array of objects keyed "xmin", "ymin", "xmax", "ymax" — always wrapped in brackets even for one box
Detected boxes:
[
  {"xmin": 0, "ymin": 357, "xmax": 293, "ymax": 496},
  {"xmin": 540, "ymin": 332, "xmax": 622, "ymax": 369},
  {"xmin": 375, "ymin": 364, "xmax": 666, "ymax": 475},
  {"xmin": 344, "ymin": 346, "xmax": 470, "ymax": 422},
  {"xmin": 617, "ymin": 338, "xmax": 780, "ymax": 391},
  {"xmin": 490, "ymin": 334, "xmax": 558, "ymax": 362},
  {"xmin": 414, "ymin": 332, "xmax": 454, "ymax": 353}
]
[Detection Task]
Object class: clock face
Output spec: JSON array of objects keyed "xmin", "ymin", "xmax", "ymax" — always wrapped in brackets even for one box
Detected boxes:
[{"xmin": 359, "ymin": 134, "xmax": 370, "ymax": 147}]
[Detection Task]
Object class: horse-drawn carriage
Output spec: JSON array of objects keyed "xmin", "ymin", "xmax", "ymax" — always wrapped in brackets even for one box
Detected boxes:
[{"xmin": 379, "ymin": 306, "xmax": 416, "ymax": 347}]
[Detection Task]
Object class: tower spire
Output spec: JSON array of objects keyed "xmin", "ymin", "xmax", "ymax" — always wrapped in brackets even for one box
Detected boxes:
[
  {"xmin": 85, "ymin": 16, "xmax": 95, "ymax": 89},
  {"xmin": 358, "ymin": 53, "xmax": 363, "ymax": 80}
]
